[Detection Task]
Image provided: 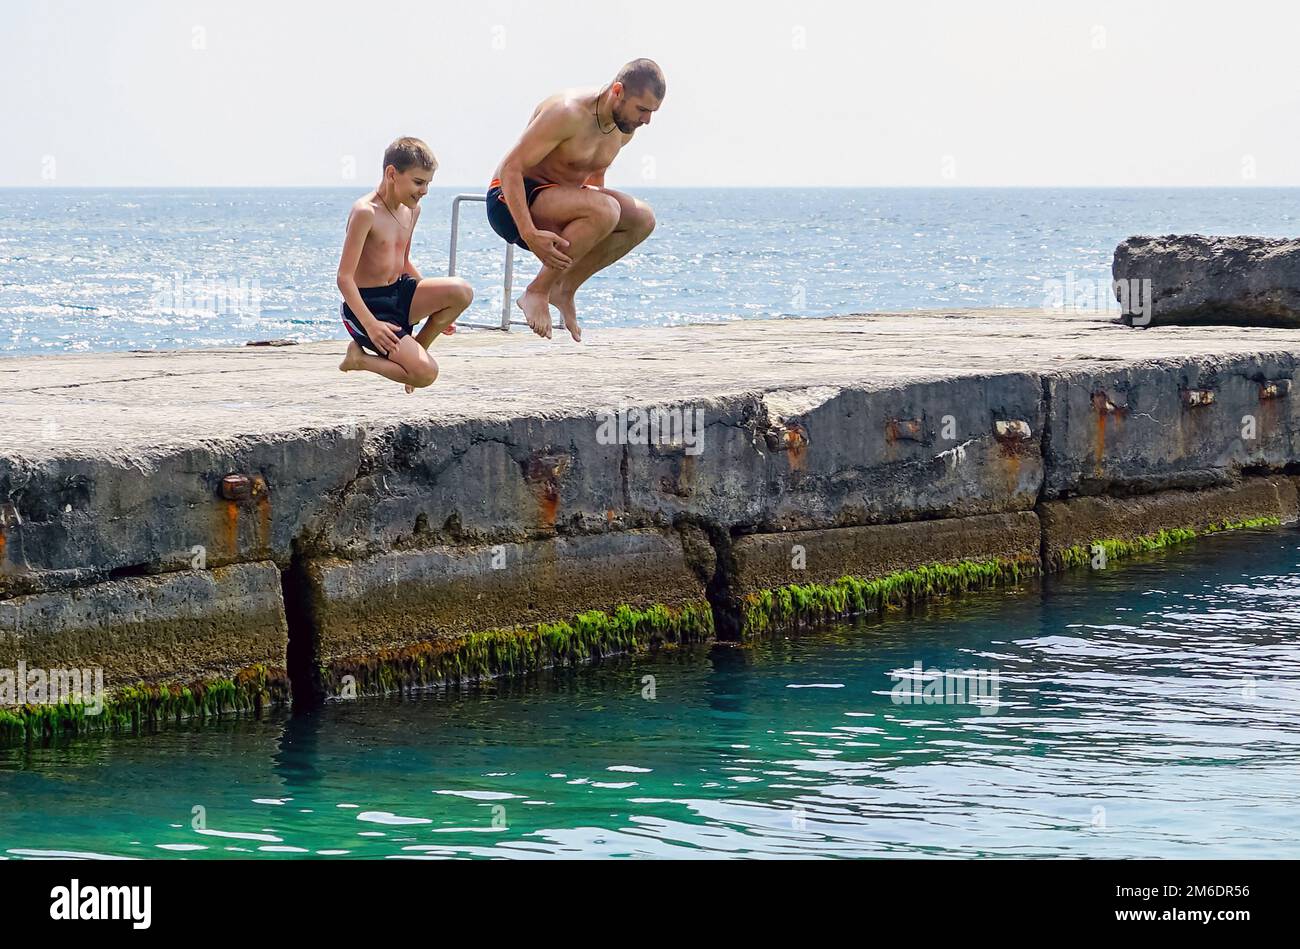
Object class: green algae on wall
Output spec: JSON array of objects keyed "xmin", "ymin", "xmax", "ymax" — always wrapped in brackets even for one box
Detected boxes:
[
  {"xmin": 1053, "ymin": 517, "xmax": 1283, "ymax": 571},
  {"xmin": 319, "ymin": 601, "xmax": 716, "ymax": 699},
  {"xmin": 0, "ymin": 665, "xmax": 290, "ymax": 748},
  {"xmin": 739, "ymin": 557, "xmax": 1037, "ymax": 637},
  {"xmin": 3, "ymin": 516, "xmax": 1287, "ymax": 748}
]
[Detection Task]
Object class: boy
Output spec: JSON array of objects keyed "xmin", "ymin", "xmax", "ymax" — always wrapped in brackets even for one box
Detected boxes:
[{"xmin": 337, "ymin": 137, "xmax": 473, "ymax": 391}]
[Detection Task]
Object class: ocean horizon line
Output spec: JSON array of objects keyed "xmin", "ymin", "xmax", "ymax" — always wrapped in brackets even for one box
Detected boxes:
[{"xmin": 5, "ymin": 184, "xmax": 1300, "ymax": 192}]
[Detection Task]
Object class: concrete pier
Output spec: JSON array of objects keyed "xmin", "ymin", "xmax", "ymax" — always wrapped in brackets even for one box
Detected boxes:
[{"xmin": 3, "ymin": 308, "xmax": 1299, "ymax": 736}]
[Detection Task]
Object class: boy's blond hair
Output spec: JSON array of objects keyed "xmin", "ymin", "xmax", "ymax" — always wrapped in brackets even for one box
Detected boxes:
[{"xmin": 383, "ymin": 137, "xmax": 436, "ymax": 174}]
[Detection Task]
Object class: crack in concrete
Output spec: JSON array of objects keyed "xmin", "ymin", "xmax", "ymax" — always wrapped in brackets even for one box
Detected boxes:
[
  {"xmin": 620, "ymin": 444, "xmax": 630, "ymax": 510},
  {"xmin": 21, "ymin": 365, "xmax": 290, "ymax": 394},
  {"xmin": 1038, "ymin": 377, "xmax": 1052, "ymax": 564}
]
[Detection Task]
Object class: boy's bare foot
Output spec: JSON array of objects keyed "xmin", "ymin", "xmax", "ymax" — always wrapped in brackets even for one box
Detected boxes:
[
  {"xmin": 548, "ymin": 285, "xmax": 582, "ymax": 342},
  {"xmin": 339, "ymin": 340, "xmax": 366, "ymax": 372},
  {"xmin": 442, "ymin": 324, "xmax": 456, "ymax": 335},
  {"xmin": 517, "ymin": 291, "xmax": 553, "ymax": 339}
]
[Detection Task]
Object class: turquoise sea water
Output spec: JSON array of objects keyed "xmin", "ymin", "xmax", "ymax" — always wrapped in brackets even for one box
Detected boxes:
[
  {"xmin": 2, "ymin": 187, "xmax": 1299, "ymax": 356},
  {"xmin": 2, "ymin": 527, "xmax": 1298, "ymax": 860}
]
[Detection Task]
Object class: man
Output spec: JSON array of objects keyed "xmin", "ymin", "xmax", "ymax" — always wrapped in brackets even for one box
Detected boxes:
[{"xmin": 486, "ymin": 59, "xmax": 665, "ymax": 341}]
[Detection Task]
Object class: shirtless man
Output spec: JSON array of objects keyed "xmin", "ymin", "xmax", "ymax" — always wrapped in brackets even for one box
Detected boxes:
[
  {"xmin": 486, "ymin": 59, "xmax": 665, "ymax": 341},
  {"xmin": 337, "ymin": 137, "xmax": 473, "ymax": 391}
]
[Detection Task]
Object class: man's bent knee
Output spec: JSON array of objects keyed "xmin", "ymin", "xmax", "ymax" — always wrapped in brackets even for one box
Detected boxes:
[
  {"xmin": 592, "ymin": 194, "xmax": 621, "ymax": 234},
  {"xmin": 611, "ymin": 198, "xmax": 654, "ymax": 238}
]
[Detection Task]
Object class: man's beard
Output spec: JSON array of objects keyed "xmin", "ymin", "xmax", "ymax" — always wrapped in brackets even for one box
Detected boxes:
[{"xmin": 612, "ymin": 107, "xmax": 636, "ymax": 133}]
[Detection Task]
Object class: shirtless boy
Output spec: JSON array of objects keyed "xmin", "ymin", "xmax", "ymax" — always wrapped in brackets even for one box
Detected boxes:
[
  {"xmin": 338, "ymin": 137, "xmax": 473, "ymax": 390},
  {"xmin": 486, "ymin": 59, "xmax": 665, "ymax": 341}
]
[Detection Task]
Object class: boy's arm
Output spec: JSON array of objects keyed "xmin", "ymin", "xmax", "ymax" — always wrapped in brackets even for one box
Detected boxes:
[
  {"xmin": 337, "ymin": 203, "xmax": 401, "ymax": 354},
  {"xmin": 499, "ymin": 105, "xmax": 575, "ymax": 270},
  {"xmin": 402, "ymin": 204, "xmax": 422, "ymax": 280}
]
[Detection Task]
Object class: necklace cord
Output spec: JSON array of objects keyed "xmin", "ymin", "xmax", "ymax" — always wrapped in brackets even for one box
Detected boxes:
[{"xmin": 594, "ymin": 85, "xmax": 617, "ymax": 134}]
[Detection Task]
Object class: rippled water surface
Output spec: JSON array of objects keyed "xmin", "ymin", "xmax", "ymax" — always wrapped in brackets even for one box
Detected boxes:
[
  {"xmin": 3, "ymin": 527, "xmax": 1299, "ymax": 859},
  {"xmin": 3, "ymin": 187, "xmax": 1299, "ymax": 355}
]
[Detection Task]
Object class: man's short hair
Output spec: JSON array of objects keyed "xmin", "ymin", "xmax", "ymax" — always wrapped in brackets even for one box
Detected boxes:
[
  {"xmin": 616, "ymin": 59, "xmax": 666, "ymax": 100},
  {"xmin": 383, "ymin": 137, "xmax": 436, "ymax": 174}
]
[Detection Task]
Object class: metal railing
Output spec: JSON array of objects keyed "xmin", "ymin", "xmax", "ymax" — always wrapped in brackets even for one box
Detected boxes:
[
  {"xmin": 448, "ymin": 193, "xmax": 519, "ymax": 331},
  {"xmin": 444, "ymin": 192, "xmax": 509, "ymax": 328}
]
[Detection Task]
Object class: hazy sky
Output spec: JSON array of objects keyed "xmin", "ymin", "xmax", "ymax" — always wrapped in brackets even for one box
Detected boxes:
[{"xmin": 2, "ymin": 0, "xmax": 1298, "ymax": 188}]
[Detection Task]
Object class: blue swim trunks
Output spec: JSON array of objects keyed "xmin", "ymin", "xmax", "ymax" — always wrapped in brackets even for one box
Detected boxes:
[
  {"xmin": 485, "ymin": 176, "xmax": 559, "ymax": 250},
  {"xmin": 340, "ymin": 274, "xmax": 418, "ymax": 357}
]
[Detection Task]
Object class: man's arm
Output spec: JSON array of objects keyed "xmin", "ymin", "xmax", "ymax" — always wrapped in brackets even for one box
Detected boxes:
[
  {"xmin": 336, "ymin": 203, "xmax": 401, "ymax": 354},
  {"xmin": 499, "ymin": 105, "xmax": 576, "ymax": 269}
]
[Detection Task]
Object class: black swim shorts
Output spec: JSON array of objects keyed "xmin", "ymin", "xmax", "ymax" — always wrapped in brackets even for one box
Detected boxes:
[
  {"xmin": 486, "ymin": 176, "xmax": 559, "ymax": 250},
  {"xmin": 340, "ymin": 274, "xmax": 419, "ymax": 357}
]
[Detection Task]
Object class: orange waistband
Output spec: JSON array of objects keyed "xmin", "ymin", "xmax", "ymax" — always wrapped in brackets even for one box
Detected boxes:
[{"xmin": 490, "ymin": 177, "xmax": 560, "ymax": 189}]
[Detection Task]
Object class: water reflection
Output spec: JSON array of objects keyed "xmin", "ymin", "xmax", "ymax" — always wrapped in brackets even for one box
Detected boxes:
[{"xmin": 2, "ymin": 528, "xmax": 1299, "ymax": 859}]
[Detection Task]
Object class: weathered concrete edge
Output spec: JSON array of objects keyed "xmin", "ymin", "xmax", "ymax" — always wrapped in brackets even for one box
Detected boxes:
[
  {"xmin": 725, "ymin": 511, "xmax": 1042, "ymax": 635},
  {"xmin": 726, "ymin": 477, "xmax": 1297, "ymax": 638},
  {"xmin": 1041, "ymin": 353, "xmax": 1300, "ymax": 498},
  {"xmin": 316, "ymin": 599, "xmax": 717, "ymax": 701},
  {"xmin": 6, "ymin": 339, "xmax": 1300, "ymax": 742},
  {"xmin": 1, "ymin": 488, "xmax": 1293, "ymax": 745},
  {"xmin": 0, "ymin": 561, "xmax": 293, "ymax": 744},
  {"xmin": 303, "ymin": 528, "xmax": 715, "ymax": 664},
  {"xmin": 0, "ymin": 562, "xmax": 288, "ymax": 683},
  {"xmin": 7, "ymin": 348, "xmax": 1299, "ymax": 600},
  {"xmin": 1040, "ymin": 475, "xmax": 1298, "ymax": 569}
]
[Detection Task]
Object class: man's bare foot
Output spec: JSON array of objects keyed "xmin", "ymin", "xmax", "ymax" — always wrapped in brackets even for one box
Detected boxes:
[
  {"xmin": 548, "ymin": 286, "xmax": 582, "ymax": 342},
  {"xmin": 441, "ymin": 324, "xmax": 456, "ymax": 335},
  {"xmin": 339, "ymin": 340, "xmax": 365, "ymax": 372},
  {"xmin": 404, "ymin": 383, "xmax": 415, "ymax": 394},
  {"xmin": 517, "ymin": 291, "xmax": 553, "ymax": 339}
]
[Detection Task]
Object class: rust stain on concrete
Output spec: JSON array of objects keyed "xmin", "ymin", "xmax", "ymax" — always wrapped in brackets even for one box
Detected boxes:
[
  {"xmin": 256, "ymin": 493, "xmax": 272, "ymax": 551},
  {"xmin": 537, "ymin": 484, "xmax": 560, "ymax": 528},
  {"xmin": 1091, "ymin": 391, "xmax": 1126, "ymax": 474},
  {"xmin": 784, "ymin": 426, "xmax": 808, "ymax": 471},
  {"xmin": 1001, "ymin": 452, "xmax": 1023, "ymax": 495},
  {"xmin": 221, "ymin": 501, "xmax": 240, "ymax": 558},
  {"xmin": 993, "ymin": 419, "xmax": 1033, "ymax": 457},
  {"xmin": 885, "ymin": 418, "xmax": 922, "ymax": 444},
  {"xmin": 523, "ymin": 452, "xmax": 570, "ymax": 530},
  {"xmin": 250, "ymin": 475, "xmax": 271, "ymax": 551},
  {"xmin": 763, "ymin": 422, "xmax": 809, "ymax": 472}
]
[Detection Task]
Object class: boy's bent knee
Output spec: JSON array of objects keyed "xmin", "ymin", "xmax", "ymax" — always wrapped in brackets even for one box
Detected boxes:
[
  {"xmin": 453, "ymin": 277, "xmax": 474, "ymax": 308},
  {"xmin": 412, "ymin": 361, "xmax": 439, "ymax": 387}
]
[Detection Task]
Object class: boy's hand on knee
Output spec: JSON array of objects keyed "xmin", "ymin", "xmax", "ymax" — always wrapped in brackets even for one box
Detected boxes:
[{"xmin": 366, "ymin": 319, "xmax": 401, "ymax": 355}]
